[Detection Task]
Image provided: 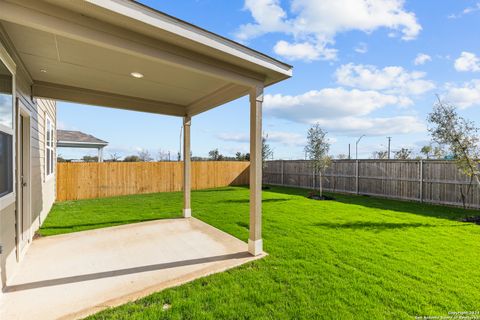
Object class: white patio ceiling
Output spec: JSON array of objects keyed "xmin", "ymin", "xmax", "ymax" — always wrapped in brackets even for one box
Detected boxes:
[{"xmin": 0, "ymin": 0, "xmax": 292, "ymax": 117}]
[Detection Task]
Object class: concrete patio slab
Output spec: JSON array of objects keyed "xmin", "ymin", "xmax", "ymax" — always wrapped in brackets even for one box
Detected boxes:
[{"xmin": 0, "ymin": 218, "xmax": 264, "ymax": 320}]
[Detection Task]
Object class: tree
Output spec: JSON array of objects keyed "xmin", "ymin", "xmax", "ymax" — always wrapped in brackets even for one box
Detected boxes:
[
  {"xmin": 109, "ymin": 152, "xmax": 121, "ymax": 162},
  {"xmin": 394, "ymin": 148, "xmax": 412, "ymax": 160},
  {"xmin": 336, "ymin": 154, "xmax": 347, "ymax": 160},
  {"xmin": 372, "ymin": 150, "xmax": 388, "ymax": 159},
  {"xmin": 428, "ymin": 98, "xmax": 480, "ymax": 208},
  {"xmin": 304, "ymin": 123, "xmax": 331, "ymax": 198},
  {"xmin": 157, "ymin": 150, "xmax": 171, "ymax": 161},
  {"xmin": 432, "ymin": 145, "xmax": 446, "ymax": 159},
  {"xmin": 208, "ymin": 149, "xmax": 224, "ymax": 161},
  {"xmin": 138, "ymin": 149, "xmax": 153, "ymax": 162},
  {"xmin": 124, "ymin": 155, "xmax": 140, "ymax": 162},
  {"xmin": 235, "ymin": 152, "xmax": 249, "ymax": 161},
  {"xmin": 57, "ymin": 154, "xmax": 67, "ymax": 162},
  {"xmin": 262, "ymin": 134, "xmax": 274, "ymax": 168},
  {"xmin": 82, "ymin": 155, "xmax": 98, "ymax": 162},
  {"xmin": 420, "ymin": 145, "xmax": 432, "ymax": 159}
]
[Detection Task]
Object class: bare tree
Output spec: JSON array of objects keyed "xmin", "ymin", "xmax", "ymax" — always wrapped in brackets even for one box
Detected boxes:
[
  {"xmin": 394, "ymin": 148, "xmax": 412, "ymax": 160},
  {"xmin": 157, "ymin": 149, "xmax": 171, "ymax": 161},
  {"xmin": 304, "ymin": 123, "xmax": 331, "ymax": 198},
  {"xmin": 262, "ymin": 134, "xmax": 274, "ymax": 168},
  {"xmin": 109, "ymin": 152, "xmax": 121, "ymax": 162},
  {"xmin": 372, "ymin": 150, "xmax": 388, "ymax": 159},
  {"xmin": 337, "ymin": 154, "xmax": 347, "ymax": 160},
  {"xmin": 138, "ymin": 149, "xmax": 153, "ymax": 162},
  {"xmin": 428, "ymin": 98, "xmax": 480, "ymax": 208}
]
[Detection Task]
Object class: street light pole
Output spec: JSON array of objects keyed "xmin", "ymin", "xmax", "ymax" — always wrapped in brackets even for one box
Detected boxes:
[{"xmin": 356, "ymin": 135, "xmax": 366, "ymax": 160}]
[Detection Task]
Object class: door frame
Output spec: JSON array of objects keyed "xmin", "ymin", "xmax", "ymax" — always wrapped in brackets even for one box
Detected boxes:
[{"xmin": 15, "ymin": 99, "xmax": 32, "ymax": 261}]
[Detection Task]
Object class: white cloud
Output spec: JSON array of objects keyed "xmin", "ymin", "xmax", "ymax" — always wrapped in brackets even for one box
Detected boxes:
[
  {"xmin": 273, "ymin": 41, "xmax": 334, "ymax": 61},
  {"xmin": 237, "ymin": 0, "xmax": 421, "ymax": 61},
  {"xmin": 262, "ymin": 83, "xmax": 429, "ymax": 136},
  {"xmin": 313, "ymin": 116, "xmax": 426, "ymax": 136},
  {"xmin": 216, "ymin": 132, "xmax": 249, "ymax": 143},
  {"xmin": 448, "ymin": 2, "xmax": 480, "ymax": 19},
  {"xmin": 217, "ymin": 131, "xmax": 305, "ymax": 147},
  {"xmin": 454, "ymin": 52, "xmax": 480, "ymax": 72},
  {"xmin": 445, "ymin": 79, "xmax": 480, "ymax": 109},
  {"xmin": 335, "ymin": 63, "xmax": 435, "ymax": 95},
  {"xmin": 264, "ymin": 88, "xmax": 411, "ymax": 123},
  {"xmin": 354, "ymin": 42, "xmax": 368, "ymax": 54},
  {"xmin": 414, "ymin": 53, "xmax": 431, "ymax": 65}
]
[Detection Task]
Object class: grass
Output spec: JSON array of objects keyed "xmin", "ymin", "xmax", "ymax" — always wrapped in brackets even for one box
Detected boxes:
[{"xmin": 40, "ymin": 186, "xmax": 480, "ymax": 319}]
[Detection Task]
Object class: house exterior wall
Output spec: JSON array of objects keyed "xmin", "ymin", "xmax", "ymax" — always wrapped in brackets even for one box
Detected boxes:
[{"xmin": 0, "ymin": 30, "xmax": 56, "ymax": 289}]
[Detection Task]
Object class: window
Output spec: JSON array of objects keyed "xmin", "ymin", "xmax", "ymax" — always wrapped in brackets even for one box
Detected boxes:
[
  {"xmin": 0, "ymin": 53, "xmax": 13, "ymax": 199},
  {"xmin": 0, "ymin": 132, "xmax": 13, "ymax": 197},
  {"xmin": 45, "ymin": 116, "xmax": 54, "ymax": 177}
]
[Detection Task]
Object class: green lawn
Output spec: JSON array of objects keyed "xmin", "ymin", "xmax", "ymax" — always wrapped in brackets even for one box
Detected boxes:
[{"xmin": 41, "ymin": 186, "xmax": 480, "ymax": 319}]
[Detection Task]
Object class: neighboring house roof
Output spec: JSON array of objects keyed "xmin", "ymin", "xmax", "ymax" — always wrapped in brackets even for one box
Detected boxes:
[{"xmin": 57, "ymin": 130, "xmax": 108, "ymax": 148}]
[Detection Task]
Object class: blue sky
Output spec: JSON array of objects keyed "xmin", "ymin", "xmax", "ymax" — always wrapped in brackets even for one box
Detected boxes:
[{"xmin": 58, "ymin": 0, "xmax": 480, "ymax": 160}]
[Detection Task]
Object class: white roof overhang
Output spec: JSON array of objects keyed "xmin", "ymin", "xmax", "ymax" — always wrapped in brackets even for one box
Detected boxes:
[
  {"xmin": 0, "ymin": 0, "xmax": 292, "ymax": 117},
  {"xmin": 57, "ymin": 141, "xmax": 108, "ymax": 149}
]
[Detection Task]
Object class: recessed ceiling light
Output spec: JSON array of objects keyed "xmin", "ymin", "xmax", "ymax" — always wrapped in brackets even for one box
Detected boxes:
[
  {"xmin": 130, "ymin": 72, "xmax": 144, "ymax": 79},
  {"xmin": 40, "ymin": 69, "xmax": 47, "ymax": 73}
]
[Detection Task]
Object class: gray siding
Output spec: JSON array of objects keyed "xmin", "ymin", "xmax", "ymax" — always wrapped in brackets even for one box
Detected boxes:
[{"xmin": 0, "ymin": 29, "xmax": 56, "ymax": 288}]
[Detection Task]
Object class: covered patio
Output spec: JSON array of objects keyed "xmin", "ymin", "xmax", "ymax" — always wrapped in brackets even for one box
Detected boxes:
[
  {"xmin": 0, "ymin": 0, "xmax": 292, "ymax": 256},
  {"xmin": 0, "ymin": 218, "xmax": 263, "ymax": 319}
]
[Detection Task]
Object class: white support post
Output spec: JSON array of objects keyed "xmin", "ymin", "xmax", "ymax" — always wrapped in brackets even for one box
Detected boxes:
[
  {"xmin": 98, "ymin": 147, "xmax": 104, "ymax": 163},
  {"xmin": 249, "ymin": 85, "xmax": 263, "ymax": 256},
  {"xmin": 183, "ymin": 116, "xmax": 192, "ymax": 218}
]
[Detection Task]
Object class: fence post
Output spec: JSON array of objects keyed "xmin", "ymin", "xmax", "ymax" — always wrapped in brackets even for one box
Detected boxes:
[
  {"xmin": 332, "ymin": 161, "xmax": 336, "ymax": 192},
  {"xmin": 419, "ymin": 160, "xmax": 424, "ymax": 203},
  {"xmin": 281, "ymin": 160, "xmax": 284, "ymax": 185},
  {"xmin": 356, "ymin": 160, "xmax": 360, "ymax": 195}
]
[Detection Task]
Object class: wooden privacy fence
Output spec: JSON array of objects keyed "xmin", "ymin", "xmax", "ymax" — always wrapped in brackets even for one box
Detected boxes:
[
  {"xmin": 263, "ymin": 160, "xmax": 480, "ymax": 209},
  {"xmin": 56, "ymin": 161, "xmax": 249, "ymax": 201}
]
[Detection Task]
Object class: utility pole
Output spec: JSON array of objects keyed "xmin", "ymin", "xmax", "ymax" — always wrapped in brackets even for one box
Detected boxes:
[
  {"xmin": 387, "ymin": 136, "xmax": 392, "ymax": 159},
  {"xmin": 356, "ymin": 135, "xmax": 366, "ymax": 160},
  {"xmin": 348, "ymin": 144, "xmax": 351, "ymax": 160}
]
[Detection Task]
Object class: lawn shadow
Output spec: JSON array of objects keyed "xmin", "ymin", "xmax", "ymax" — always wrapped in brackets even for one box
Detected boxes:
[
  {"xmin": 195, "ymin": 187, "xmax": 241, "ymax": 193},
  {"xmin": 221, "ymin": 198, "xmax": 291, "ymax": 204},
  {"xmin": 312, "ymin": 221, "xmax": 466, "ymax": 231},
  {"xmin": 263, "ymin": 185, "xmax": 480, "ymax": 223}
]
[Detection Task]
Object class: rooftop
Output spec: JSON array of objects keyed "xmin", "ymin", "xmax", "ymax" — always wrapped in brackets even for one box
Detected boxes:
[{"xmin": 57, "ymin": 130, "xmax": 108, "ymax": 148}]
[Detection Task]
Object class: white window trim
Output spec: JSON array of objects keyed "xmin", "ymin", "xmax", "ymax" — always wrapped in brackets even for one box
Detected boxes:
[
  {"xmin": 45, "ymin": 114, "xmax": 55, "ymax": 180},
  {"xmin": 0, "ymin": 41, "xmax": 16, "ymax": 205}
]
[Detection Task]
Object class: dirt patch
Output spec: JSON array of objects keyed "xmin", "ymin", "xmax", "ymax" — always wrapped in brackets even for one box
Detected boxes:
[{"xmin": 307, "ymin": 193, "xmax": 335, "ymax": 201}]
